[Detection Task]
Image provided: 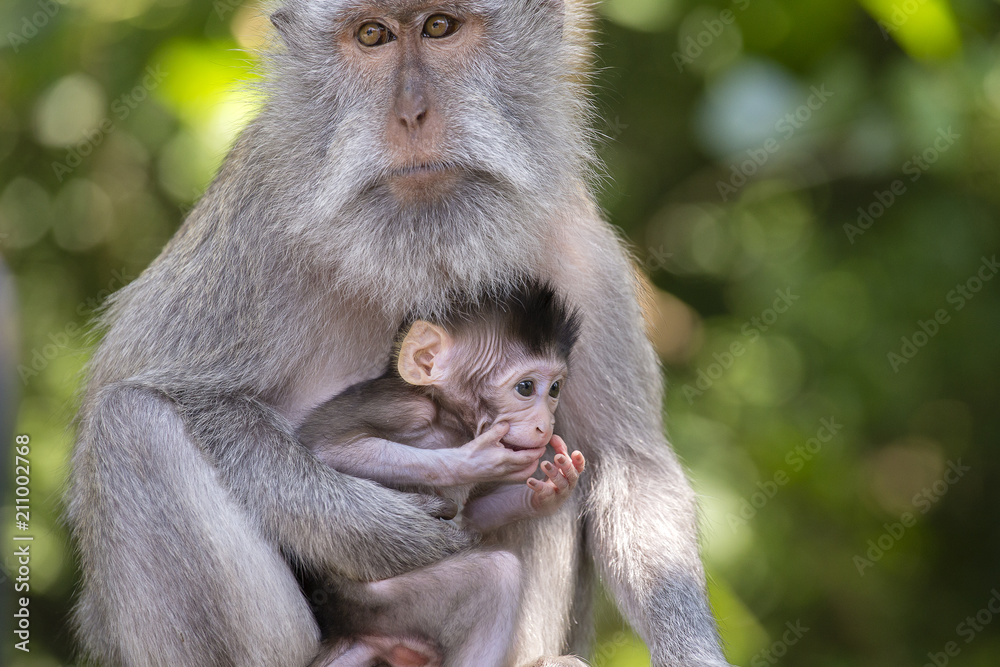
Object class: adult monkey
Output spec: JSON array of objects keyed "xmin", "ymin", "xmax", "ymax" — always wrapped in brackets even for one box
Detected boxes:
[{"xmin": 67, "ymin": 1, "xmax": 731, "ymax": 666}]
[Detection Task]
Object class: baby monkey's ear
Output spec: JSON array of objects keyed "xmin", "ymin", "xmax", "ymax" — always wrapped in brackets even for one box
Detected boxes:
[{"xmin": 397, "ymin": 320, "xmax": 453, "ymax": 386}]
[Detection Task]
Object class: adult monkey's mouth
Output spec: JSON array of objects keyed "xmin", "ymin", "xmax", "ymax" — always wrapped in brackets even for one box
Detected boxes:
[
  {"xmin": 391, "ymin": 162, "xmax": 458, "ymax": 178},
  {"xmin": 386, "ymin": 161, "xmax": 463, "ymax": 201}
]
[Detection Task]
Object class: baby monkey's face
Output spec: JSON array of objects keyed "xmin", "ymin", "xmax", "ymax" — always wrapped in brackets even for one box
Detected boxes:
[
  {"xmin": 486, "ymin": 357, "xmax": 567, "ymax": 451},
  {"xmin": 395, "ymin": 318, "xmax": 571, "ymax": 452}
]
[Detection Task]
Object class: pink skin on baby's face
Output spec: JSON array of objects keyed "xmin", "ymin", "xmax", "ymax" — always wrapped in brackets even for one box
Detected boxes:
[
  {"xmin": 397, "ymin": 319, "xmax": 567, "ymax": 454},
  {"xmin": 486, "ymin": 359, "xmax": 566, "ymax": 451}
]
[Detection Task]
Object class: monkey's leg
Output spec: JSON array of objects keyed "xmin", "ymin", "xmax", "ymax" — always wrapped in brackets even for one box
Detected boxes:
[
  {"xmin": 68, "ymin": 385, "xmax": 320, "ymax": 666},
  {"xmin": 348, "ymin": 550, "xmax": 523, "ymax": 667}
]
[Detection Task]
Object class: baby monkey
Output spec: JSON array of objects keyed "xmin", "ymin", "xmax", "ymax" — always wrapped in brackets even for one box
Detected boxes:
[{"xmin": 297, "ymin": 281, "xmax": 586, "ymax": 667}]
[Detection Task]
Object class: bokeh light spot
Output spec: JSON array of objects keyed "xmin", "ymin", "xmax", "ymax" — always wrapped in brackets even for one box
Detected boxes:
[
  {"xmin": 601, "ymin": 0, "xmax": 679, "ymax": 33},
  {"xmin": 860, "ymin": 0, "xmax": 962, "ymax": 61},
  {"xmin": 864, "ymin": 438, "xmax": 945, "ymax": 515},
  {"xmin": 729, "ymin": 336, "xmax": 804, "ymax": 406},
  {"xmin": 0, "ymin": 178, "xmax": 51, "ymax": 249},
  {"xmin": 79, "ymin": 0, "xmax": 157, "ymax": 23},
  {"xmin": 33, "ymin": 73, "xmax": 106, "ymax": 149},
  {"xmin": 52, "ymin": 179, "xmax": 114, "ymax": 252},
  {"xmin": 695, "ymin": 59, "xmax": 800, "ymax": 158}
]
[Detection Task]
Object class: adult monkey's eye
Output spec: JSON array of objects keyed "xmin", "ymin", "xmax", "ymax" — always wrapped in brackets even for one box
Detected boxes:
[
  {"xmin": 423, "ymin": 14, "xmax": 459, "ymax": 38},
  {"xmin": 515, "ymin": 380, "xmax": 534, "ymax": 397},
  {"xmin": 549, "ymin": 381, "xmax": 561, "ymax": 398},
  {"xmin": 357, "ymin": 22, "xmax": 392, "ymax": 46}
]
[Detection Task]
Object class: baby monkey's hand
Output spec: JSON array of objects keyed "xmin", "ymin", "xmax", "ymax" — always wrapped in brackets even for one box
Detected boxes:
[
  {"xmin": 526, "ymin": 435, "xmax": 586, "ymax": 514},
  {"xmin": 446, "ymin": 422, "xmax": 545, "ymax": 486}
]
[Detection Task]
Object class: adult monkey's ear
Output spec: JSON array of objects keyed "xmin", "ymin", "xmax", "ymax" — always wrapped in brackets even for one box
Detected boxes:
[
  {"xmin": 532, "ymin": 0, "xmax": 566, "ymax": 42},
  {"xmin": 539, "ymin": 0, "xmax": 565, "ymax": 24},
  {"xmin": 397, "ymin": 321, "xmax": 453, "ymax": 386},
  {"xmin": 270, "ymin": 6, "xmax": 295, "ymax": 44}
]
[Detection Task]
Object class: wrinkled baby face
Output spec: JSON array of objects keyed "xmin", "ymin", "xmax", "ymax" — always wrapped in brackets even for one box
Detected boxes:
[{"xmin": 486, "ymin": 356, "xmax": 566, "ymax": 451}]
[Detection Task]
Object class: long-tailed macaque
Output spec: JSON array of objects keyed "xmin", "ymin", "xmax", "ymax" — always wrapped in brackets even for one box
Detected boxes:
[
  {"xmin": 298, "ymin": 282, "xmax": 586, "ymax": 667},
  {"xmin": 67, "ymin": 0, "xmax": 732, "ymax": 665}
]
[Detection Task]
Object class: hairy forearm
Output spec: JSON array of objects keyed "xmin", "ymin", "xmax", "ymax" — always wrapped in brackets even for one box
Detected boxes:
[
  {"xmin": 586, "ymin": 452, "xmax": 727, "ymax": 666},
  {"xmin": 178, "ymin": 392, "xmax": 469, "ymax": 581},
  {"xmin": 550, "ymin": 228, "xmax": 730, "ymax": 665},
  {"xmin": 314, "ymin": 435, "xmax": 453, "ymax": 487}
]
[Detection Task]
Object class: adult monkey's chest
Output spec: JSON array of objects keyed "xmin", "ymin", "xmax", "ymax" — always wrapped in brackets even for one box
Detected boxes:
[{"xmin": 276, "ymin": 297, "xmax": 402, "ymax": 428}]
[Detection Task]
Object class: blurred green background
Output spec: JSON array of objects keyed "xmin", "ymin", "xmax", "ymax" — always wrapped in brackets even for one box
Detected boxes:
[{"xmin": 2, "ymin": 0, "xmax": 999, "ymax": 665}]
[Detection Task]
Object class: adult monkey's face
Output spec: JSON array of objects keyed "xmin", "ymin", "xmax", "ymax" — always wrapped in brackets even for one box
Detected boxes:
[
  {"xmin": 264, "ymin": 1, "xmax": 593, "ymax": 313},
  {"xmin": 267, "ymin": 0, "xmax": 586, "ymax": 212},
  {"xmin": 337, "ymin": 7, "xmax": 484, "ymax": 203}
]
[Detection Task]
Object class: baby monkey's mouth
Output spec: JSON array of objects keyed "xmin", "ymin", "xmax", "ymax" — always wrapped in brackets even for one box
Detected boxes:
[{"xmin": 500, "ymin": 437, "xmax": 546, "ymax": 452}]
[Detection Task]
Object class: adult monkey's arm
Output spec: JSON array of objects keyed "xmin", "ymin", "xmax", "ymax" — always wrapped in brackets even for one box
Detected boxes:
[
  {"xmin": 548, "ymin": 207, "xmax": 732, "ymax": 667},
  {"xmin": 177, "ymin": 388, "xmax": 473, "ymax": 582}
]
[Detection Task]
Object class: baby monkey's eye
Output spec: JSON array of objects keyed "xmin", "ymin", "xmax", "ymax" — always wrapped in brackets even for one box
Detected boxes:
[
  {"xmin": 357, "ymin": 22, "xmax": 393, "ymax": 46},
  {"xmin": 423, "ymin": 14, "xmax": 459, "ymax": 38},
  {"xmin": 515, "ymin": 380, "xmax": 534, "ymax": 397},
  {"xmin": 549, "ymin": 381, "xmax": 561, "ymax": 398}
]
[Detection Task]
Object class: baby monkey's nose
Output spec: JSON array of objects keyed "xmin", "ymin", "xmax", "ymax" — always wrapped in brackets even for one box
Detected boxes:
[{"xmin": 535, "ymin": 421, "xmax": 555, "ymax": 447}]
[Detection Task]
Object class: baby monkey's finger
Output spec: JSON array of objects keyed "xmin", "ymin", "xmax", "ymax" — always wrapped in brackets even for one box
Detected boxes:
[
  {"xmin": 555, "ymin": 454, "xmax": 579, "ymax": 487},
  {"xmin": 549, "ymin": 435, "xmax": 569, "ymax": 458},
  {"xmin": 543, "ymin": 460, "xmax": 570, "ymax": 491},
  {"xmin": 479, "ymin": 421, "xmax": 509, "ymax": 445},
  {"xmin": 527, "ymin": 477, "xmax": 553, "ymax": 498}
]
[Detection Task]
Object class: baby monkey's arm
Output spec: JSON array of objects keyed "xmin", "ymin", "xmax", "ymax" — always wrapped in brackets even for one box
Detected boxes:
[
  {"xmin": 463, "ymin": 436, "xmax": 586, "ymax": 534},
  {"xmin": 313, "ymin": 422, "xmax": 545, "ymax": 488}
]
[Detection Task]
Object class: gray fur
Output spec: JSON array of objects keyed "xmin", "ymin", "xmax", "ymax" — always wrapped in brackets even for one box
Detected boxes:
[{"xmin": 66, "ymin": 1, "xmax": 730, "ymax": 666}]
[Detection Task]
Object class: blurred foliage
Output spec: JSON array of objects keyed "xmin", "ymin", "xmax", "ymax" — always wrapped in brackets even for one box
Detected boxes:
[{"xmin": 2, "ymin": 0, "xmax": 1000, "ymax": 665}]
